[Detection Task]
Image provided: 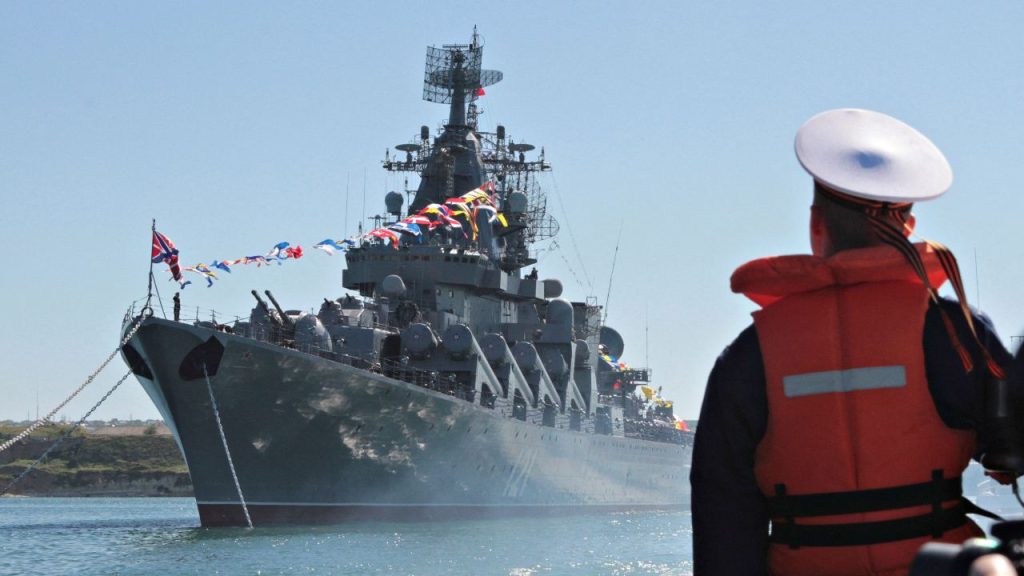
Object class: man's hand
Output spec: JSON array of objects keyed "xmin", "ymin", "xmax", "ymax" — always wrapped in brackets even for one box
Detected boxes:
[{"xmin": 970, "ymin": 554, "xmax": 1017, "ymax": 576}]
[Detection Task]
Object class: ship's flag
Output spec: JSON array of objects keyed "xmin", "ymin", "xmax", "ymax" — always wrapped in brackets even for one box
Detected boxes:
[
  {"xmin": 151, "ymin": 230, "xmax": 186, "ymax": 285},
  {"xmin": 675, "ymin": 418, "xmax": 690, "ymax": 432},
  {"xmin": 404, "ymin": 215, "xmax": 433, "ymax": 227},
  {"xmin": 314, "ymin": 239, "xmax": 340, "ymax": 255},
  {"xmin": 183, "ymin": 263, "xmax": 217, "ymax": 287},
  {"xmin": 439, "ymin": 213, "xmax": 463, "ymax": 229},
  {"xmin": 284, "ymin": 246, "xmax": 303, "ymax": 260},
  {"xmin": 266, "ymin": 241, "xmax": 290, "ymax": 260},
  {"xmin": 211, "ymin": 260, "xmax": 232, "ymax": 274},
  {"xmin": 313, "ymin": 238, "xmax": 357, "ymax": 255},
  {"xmin": 389, "ymin": 222, "xmax": 422, "ymax": 238},
  {"xmin": 445, "ymin": 200, "xmax": 471, "ymax": 218},
  {"xmin": 600, "ymin": 352, "xmax": 621, "ymax": 371},
  {"xmin": 475, "ymin": 86, "xmax": 485, "ymax": 96},
  {"xmin": 474, "ymin": 204, "xmax": 501, "ymax": 224},
  {"xmin": 418, "ymin": 203, "xmax": 449, "ymax": 216},
  {"xmin": 462, "ymin": 189, "xmax": 490, "ymax": 204},
  {"xmin": 368, "ymin": 228, "xmax": 400, "ymax": 248},
  {"xmin": 232, "ymin": 255, "xmax": 269, "ymax": 267}
]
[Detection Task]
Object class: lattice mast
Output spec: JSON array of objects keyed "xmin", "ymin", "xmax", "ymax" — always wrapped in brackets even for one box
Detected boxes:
[
  {"xmin": 382, "ymin": 29, "xmax": 559, "ymax": 267},
  {"xmin": 422, "ymin": 28, "xmax": 502, "ymax": 126}
]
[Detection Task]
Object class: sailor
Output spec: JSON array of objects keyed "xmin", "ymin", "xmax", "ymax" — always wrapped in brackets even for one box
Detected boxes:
[
  {"xmin": 691, "ymin": 109, "xmax": 1014, "ymax": 575},
  {"xmin": 173, "ymin": 292, "xmax": 181, "ymax": 322}
]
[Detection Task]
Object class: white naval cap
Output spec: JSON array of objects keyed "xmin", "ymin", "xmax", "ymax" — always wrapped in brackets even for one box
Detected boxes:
[{"xmin": 795, "ymin": 108, "xmax": 952, "ymax": 203}]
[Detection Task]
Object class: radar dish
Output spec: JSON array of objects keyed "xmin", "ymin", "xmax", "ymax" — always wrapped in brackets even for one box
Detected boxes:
[
  {"xmin": 508, "ymin": 143, "xmax": 535, "ymax": 152},
  {"xmin": 395, "ymin": 144, "xmax": 421, "ymax": 152},
  {"xmin": 529, "ymin": 214, "xmax": 560, "ymax": 243},
  {"xmin": 422, "ymin": 42, "xmax": 502, "ymax": 104},
  {"xmin": 478, "ymin": 69, "xmax": 503, "ymax": 88}
]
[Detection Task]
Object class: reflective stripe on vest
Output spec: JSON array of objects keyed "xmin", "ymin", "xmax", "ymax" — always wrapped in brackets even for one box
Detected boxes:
[{"xmin": 784, "ymin": 366, "xmax": 906, "ymax": 398}]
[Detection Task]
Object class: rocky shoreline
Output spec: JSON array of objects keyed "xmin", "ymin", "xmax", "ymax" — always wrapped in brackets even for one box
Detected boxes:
[{"xmin": 0, "ymin": 424, "xmax": 193, "ymax": 497}]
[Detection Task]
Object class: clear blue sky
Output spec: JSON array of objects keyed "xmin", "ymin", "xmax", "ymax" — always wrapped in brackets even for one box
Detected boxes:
[{"xmin": 2, "ymin": 1, "xmax": 1023, "ymax": 421}]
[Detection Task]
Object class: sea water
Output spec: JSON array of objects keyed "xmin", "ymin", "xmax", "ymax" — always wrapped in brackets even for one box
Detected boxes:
[
  {"xmin": 0, "ymin": 498, "xmax": 693, "ymax": 575},
  {"xmin": 1, "ymin": 463, "xmax": 1020, "ymax": 576}
]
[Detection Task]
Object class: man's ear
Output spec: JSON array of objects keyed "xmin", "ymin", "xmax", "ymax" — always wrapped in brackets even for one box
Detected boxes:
[
  {"xmin": 903, "ymin": 213, "xmax": 916, "ymax": 237},
  {"xmin": 810, "ymin": 205, "xmax": 827, "ymax": 256},
  {"xmin": 810, "ymin": 205, "xmax": 825, "ymax": 234}
]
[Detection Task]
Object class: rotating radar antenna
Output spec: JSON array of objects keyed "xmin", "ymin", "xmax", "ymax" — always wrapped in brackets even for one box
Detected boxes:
[{"xmin": 422, "ymin": 28, "xmax": 503, "ymax": 105}]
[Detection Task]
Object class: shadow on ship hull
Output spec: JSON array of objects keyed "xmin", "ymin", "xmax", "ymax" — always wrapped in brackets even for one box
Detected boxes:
[{"xmin": 124, "ymin": 318, "xmax": 691, "ymax": 527}]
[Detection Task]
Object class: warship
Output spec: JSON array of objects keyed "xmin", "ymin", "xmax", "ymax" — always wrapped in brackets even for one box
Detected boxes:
[{"xmin": 120, "ymin": 31, "xmax": 693, "ymax": 527}]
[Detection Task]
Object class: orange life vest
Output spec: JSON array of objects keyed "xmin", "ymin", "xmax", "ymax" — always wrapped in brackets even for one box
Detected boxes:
[{"xmin": 731, "ymin": 244, "xmax": 982, "ymax": 576}]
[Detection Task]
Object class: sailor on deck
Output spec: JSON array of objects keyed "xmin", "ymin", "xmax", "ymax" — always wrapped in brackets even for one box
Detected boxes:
[{"xmin": 691, "ymin": 109, "xmax": 1013, "ymax": 575}]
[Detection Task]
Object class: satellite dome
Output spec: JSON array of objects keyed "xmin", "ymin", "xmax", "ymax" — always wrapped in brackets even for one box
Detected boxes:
[
  {"xmin": 381, "ymin": 275, "xmax": 407, "ymax": 298},
  {"xmin": 385, "ymin": 191, "xmax": 404, "ymax": 215}
]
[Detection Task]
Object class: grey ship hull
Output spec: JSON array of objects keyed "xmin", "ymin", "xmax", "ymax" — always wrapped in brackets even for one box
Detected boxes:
[{"xmin": 125, "ymin": 317, "xmax": 691, "ymax": 526}]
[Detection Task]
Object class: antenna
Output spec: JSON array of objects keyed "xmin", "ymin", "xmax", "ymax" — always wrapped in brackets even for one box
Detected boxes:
[
  {"xmin": 645, "ymin": 303, "xmax": 649, "ymax": 373},
  {"xmin": 602, "ymin": 220, "xmax": 625, "ymax": 324},
  {"xmin": 361, "ymin": 169, "xmax": 367, "ymax": 231},
  {"xmin": 344, "ymin": 173, "xmax": 350, "ymax": 239}
]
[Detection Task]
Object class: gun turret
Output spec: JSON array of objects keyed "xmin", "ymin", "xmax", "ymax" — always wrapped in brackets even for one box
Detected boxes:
[
  {"xmin": 264, "ymin": 290, "xmax": 295, "ymax": 327},
  {"xmin": 251, "ymin": 289, "xmax": 270, "ymax": 312}
]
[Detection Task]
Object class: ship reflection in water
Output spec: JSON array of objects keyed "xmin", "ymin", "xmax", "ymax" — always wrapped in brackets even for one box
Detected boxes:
[{"xmin": 121, "ymin": 30, "xmax": 693, "ymax": 527}]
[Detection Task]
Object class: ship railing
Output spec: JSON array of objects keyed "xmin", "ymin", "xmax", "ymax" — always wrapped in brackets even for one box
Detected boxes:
[
  {"xmin": 124, "ymin": 298, "xmax": 248, "ymax": 327},
  {"xmin": 124, "ymin": 299, "xmax": 146, "ymax": 323},
  {"xmin": 597, "ymin": 393, "xmax": 625, "ymax": 408},
  {"xmin": 182, "ymin": 307, "xmax": 247, "ymax": 326},
  {"xmin": 378, "ymin": 358, "xmax": 464, "ymax": 394},
  {"xmin": 622, "ymin": 418, "xmax": 692, "ymax": 446}
]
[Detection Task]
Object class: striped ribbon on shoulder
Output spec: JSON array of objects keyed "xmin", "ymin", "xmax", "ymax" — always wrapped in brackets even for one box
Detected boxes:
[{"xmin": 822, "ymin": 186, "xmax": 1005, "ymax": 379}]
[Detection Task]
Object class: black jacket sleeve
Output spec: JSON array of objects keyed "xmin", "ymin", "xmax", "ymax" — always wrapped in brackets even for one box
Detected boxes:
[
  {"xmin": 924, "ymin": 298, "xmax": 1013, "ymax": 459},
  {"xmin": 691, "ymin": 325, "xmax": 769, "ymax": 576}
]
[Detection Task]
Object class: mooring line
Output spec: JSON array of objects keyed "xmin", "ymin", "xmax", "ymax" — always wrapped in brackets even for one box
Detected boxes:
[
  {"xmin": 0, "ymin": 315, "xmax": 147, "ymax": 455},
  {"xmin": 1, "ymin": 370, "xmax": 133, "ymax": 496},
  {"xmin": 203, "ymin": 364, "xmax": 253, "ymax": 529}
]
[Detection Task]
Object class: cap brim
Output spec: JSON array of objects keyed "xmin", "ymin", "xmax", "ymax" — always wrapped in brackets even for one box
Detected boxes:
[{"xmin": 795, "ymin": 108, "xmax": 952, "ymax": 202}]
